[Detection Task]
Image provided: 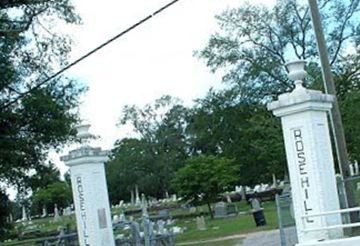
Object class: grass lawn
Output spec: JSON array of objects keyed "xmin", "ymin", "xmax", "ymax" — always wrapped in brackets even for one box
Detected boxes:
[
  {"xmin": 3, "ymin": 201, "xmax": 279, "ymax": 245},
  {"xmin": 175, "ymin": 201, "xmax": 278, "ymax": 244}
]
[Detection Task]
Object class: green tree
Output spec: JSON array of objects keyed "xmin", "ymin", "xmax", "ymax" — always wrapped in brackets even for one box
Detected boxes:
[
  {"xmin": 197, "ymin": 0, "xmax": 360, "ymax": 172},
  {"xmin": 172, "ymin": 155, "xmax": 238, "ymax": 219},
  {"xmin": 31, "ymin": 181, "xmax": 72, "ymax": 216},
  {"xmin": 197, "ymin": 0, "xmax": 359, "ymax": 101},
  {"xmin": 187, "ymin": 89, "xmax": 285, "ymax": 185},
  {"xmin": 109, "ymin": 96, "xmax": 189, "ymax": 200},
  {"xmin": 0, "ymin": 0, "xmax": 84, "ymax": 185},
  {"xmin": 107, "ymin": 138, "xmax": 158, "ymax": 203},
  {"xmin": 25, "ymin": 162, "xmax": 61, "ymax": 192},
  {"xmin": 335, "ymin": 52, "xmax": 360, "ymax": 162}
]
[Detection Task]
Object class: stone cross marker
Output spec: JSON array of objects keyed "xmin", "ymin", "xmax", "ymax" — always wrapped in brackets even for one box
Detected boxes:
[{"xmin": 61, "ymin": 124, "xmax": 115, "ymax": 246}]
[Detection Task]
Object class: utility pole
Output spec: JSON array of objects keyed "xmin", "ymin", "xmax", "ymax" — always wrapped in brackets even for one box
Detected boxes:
[{"xmin": 307, "ymin": 0, "xmax": 359, "ymax": 222}]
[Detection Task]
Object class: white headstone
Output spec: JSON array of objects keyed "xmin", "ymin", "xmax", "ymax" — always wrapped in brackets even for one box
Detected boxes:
[
  {"xmin": 21, "ymin": 205, "xmax": 27, "ymax": 222},
  {"xmin": 131, "ymin": 190, "xmax": 135, "ymax": 205},
  {"xmin": 112, "ymin": 215, "xmax": 119, "ymax": 224},
  {"xmin": 251, "ymin": 198, "xmax": 261, "ymax": 212},
  {"xmin": 350, "ymin": 164, "xmax": 355, "ymax": 176},
  {"xmin": 272, "ymin": 174, "xmax": 277, "ymax": 188},
  {"xmin": 196, "ymin": 216, "xmax": 206, "ymax": 231},
  {"xmin": 171, "ymin": 226, "xmax": 183, "ymax": 234},
  {"xmin": 119, "ymin": 212, "xmax": 126, "ymax": 222},
  {"xmin": 64, "ymin": 207, "xmax": 71, "ymax": 216},
  {"xmin": 226, "ymin": 194, "xmax": 232, "ymax": 203},
  {"xmin": 54, "ymin": 204, "xmax": 60, "ymax": 222},
  {"xmin": 135, "ymin": 185, "xmax": 141, "ymax": 206},
  {"xmin": 41, "ymin": 206, "xmax": 47, "ymax": 218}
]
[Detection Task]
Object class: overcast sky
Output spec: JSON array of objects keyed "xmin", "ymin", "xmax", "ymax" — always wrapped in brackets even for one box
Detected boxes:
[{"xmin": 49, "ymin": 0, "xmax": 275, "ymax": 175}]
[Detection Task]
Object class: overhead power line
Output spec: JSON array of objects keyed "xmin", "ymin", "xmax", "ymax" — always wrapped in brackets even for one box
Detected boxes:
[{"xmin": 1, "ymin": 0, "xmax": 180, "ymax": 110}]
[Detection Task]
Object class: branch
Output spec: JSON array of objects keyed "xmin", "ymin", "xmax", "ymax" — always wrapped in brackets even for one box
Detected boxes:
[
  {"xmin": 0, "ymin": 0, "xmax": 48, "ymax": 9},
  {"xmin": 241, "ymin": 56, "xmax": 291, "ymax": 89},
  {"xmin": 245, "ymin": 32, "xmax": 285, "ymax": 63},
  {"xmin": 330, "ymin": 1, "xmax": 359, "ymax": 65},
  {"xmin": 319, "ymin": 0, "xmax": 332, "ymax": 10}
]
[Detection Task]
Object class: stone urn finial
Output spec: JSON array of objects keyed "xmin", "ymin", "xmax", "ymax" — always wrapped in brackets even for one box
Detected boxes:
[
  {"xmin": 285, "ymin": 60, "xmax": 307, "ymax": 90},
  {"xmin": 75, "ymin": 124, "xmax": 93, "ymax": 143}
]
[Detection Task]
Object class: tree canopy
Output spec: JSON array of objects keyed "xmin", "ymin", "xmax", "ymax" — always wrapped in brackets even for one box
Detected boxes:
[
  {"xmin": 172, "ymin": 155, "xmax": 238, "ymax": 219},
  {"xmin": 197, "ymin": 0, "xmax": 360, "ymax": 102},
  {"xmin": 106, "ymin": 96, "xmax": 189, "ymax": 203},
  {"xmin": 0, "ymin": 0, "xmax": 84, "ymax": 185},
  {"xmin": 31, "ymin": 181, "xmax": 72, "ymax": 216},
  {"xmin": 197, "ymin": 0, "xmax": 360, "ymax": 162},
  {"xmin": 107, "ymin": 0, "xmax": 360, "ymax": 204}
]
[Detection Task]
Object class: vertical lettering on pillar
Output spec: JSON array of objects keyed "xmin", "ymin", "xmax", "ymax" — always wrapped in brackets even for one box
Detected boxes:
[
  {"xmin": 293, "ymin": 129, "xmax": 314, "ymax": 224},
  {"xmin": 76, "ymin": 175, "xmax": 90, "ymax": 246}
]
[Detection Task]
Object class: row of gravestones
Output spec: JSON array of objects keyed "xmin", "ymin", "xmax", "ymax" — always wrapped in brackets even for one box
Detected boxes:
[
  {"xmin": 349, "ymin": 161, "xmax": 359, "ymax": 176},
  {"xmin": 11, "ymin": 204, "xmax": 75, "ymax": 224},
  {"xmin": 113, "ymin": 206, "xmax": 180, "ymax": 246},
  {"xmin": 111, "ymin": 193, "xmax": 180, "ymax": 212}
]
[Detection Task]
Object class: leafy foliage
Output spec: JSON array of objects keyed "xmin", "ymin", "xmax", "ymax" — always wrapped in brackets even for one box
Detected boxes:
[
  {"xmin": 107, "ymin": 0, "xmax": 360, "ymax": 204},
  {"xmin": 172, "ymin": 155, "xmax": 238, "ymax": 218},
  {"xmin": 0, "ymin": 0, "xmax": 85, "ymax": 185},
  {"xmin": 31, "ymin": 181, "xmax": 72, "ymax": 216},
  {"xmin": 107, "ymin": 96, "xmax": 189, "ymax": 203},
  {"xmin": 197, "ymin": 0, "xmax": 360, "ymax": 166},
  {"xmin": 187, "ymin": 89, "xmax": 286, "ymax": 185},
  {"xmin": 25, "ymin": 162, "xmax": 61, "ymax": 192},
  {"xmin": 197, "ymin": 0, "xmax": 360, "ymax": 101}
]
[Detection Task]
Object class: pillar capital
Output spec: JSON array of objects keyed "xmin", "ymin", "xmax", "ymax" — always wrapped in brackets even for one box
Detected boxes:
[{"xmin": 267, "ymin": 88, "xmax": 334, "ymax": 117}]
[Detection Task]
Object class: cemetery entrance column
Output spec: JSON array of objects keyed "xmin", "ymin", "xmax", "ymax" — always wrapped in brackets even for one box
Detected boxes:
[
  {"xmin": 61, "ymin": 125, "xmax": 115, "ymax": 246},
  {"xmin": 268, "ymin": 61, "xmax": 342, "ymax": 245}
]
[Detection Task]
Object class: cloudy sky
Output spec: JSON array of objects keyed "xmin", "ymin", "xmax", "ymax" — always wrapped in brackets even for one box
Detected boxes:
[{"xmin": 51, "ymin": 0, "xmax": 275, "ymax": 174}]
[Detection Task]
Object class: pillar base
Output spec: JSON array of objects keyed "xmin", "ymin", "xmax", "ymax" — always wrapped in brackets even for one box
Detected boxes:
[{"xmin": 297, "ymin": 236, "xmax": 360, "ymax": 246}]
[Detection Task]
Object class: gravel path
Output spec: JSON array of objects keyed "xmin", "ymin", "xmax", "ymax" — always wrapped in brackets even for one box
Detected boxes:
[
  {"xmin": 241, "ymin": 229, "xmax": 281, "ymax": 246},
  {"xmin": 177, "ymin": 229, "xmax": 281, "ymax": 246}
]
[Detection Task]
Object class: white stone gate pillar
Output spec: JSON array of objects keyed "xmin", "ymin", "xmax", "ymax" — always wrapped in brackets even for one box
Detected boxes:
[
  {"xmin": 61, "ymin": 124, "xmax": 115, "ymax": 246},
  {"xmin": 268, "ymin": 61, "xmax": 342, "ymax": 244}
]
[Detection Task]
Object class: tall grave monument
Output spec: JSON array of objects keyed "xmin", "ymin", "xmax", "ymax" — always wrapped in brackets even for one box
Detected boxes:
[
  {"xmin": 268, "ymin": 60, "xmax": 360, "ymax": 245},
  {"xmin": 61, "ymin": 124, "xmax": 115, "ymax": 246}
]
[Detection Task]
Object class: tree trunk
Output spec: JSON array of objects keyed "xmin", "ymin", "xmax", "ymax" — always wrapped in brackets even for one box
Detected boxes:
[{"xmin": 207, "ymin": 202, "xmax": 214, "ymax": 219}]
